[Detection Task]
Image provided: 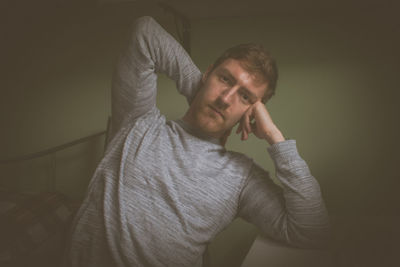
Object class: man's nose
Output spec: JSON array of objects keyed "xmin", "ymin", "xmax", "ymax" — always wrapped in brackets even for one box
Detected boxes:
[{"xmin": 219, "ymin": 87, "xmax": 236, "ymax": 104}]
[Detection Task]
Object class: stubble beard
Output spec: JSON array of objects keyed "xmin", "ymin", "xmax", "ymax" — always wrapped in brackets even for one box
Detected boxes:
[{"xmin": 194, "ymin": 104, "xmax": 226, "ymax": 138}]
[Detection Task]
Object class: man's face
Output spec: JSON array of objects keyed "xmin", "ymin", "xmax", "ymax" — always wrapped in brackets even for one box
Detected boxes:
[{"xmin": 183, "ymin": 58, "xmax": 268, "ymax": 139}]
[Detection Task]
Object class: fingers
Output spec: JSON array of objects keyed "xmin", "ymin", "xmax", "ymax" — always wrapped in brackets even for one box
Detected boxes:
[
  {"xmin": 239, "ymin": 108, "xmax": 253, "ymax": 140},
  {"xmin": 236, "ymin": 102, "xmax": 273, "ymax": 141}
]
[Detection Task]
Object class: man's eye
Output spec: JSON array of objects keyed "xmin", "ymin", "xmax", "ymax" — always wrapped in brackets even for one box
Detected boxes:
[
  {"xmin": 220, "ymin": 75, "xmax": 229, "ymax": 83},
  {"xmin": 240, "ymin": 92, "xmax": 250, "ymax": 103}
]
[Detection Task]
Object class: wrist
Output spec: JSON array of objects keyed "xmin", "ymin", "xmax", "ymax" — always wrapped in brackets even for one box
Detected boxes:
[{"xmin": 263, "ymin": 129, "xmax": 285, "ymax": 145}]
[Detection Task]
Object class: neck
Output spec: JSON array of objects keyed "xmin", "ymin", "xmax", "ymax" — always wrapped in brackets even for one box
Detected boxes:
[
  {"xmin": 177, "ymin": 118, "xmax": 222, "ymax": 145},
  {"xmin": 181, "ymin": 111, "xmax": 223, "ymax": 141}
]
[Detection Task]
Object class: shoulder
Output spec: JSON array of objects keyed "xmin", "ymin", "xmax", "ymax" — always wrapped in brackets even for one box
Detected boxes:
[
  {"xmin": 219, "ymin": 150, "xmax": 256, "ymax": 180},
  {"xmin": 224, "ymin": 150, "xmax": 253, "ymax": 166},
  {"xmin": 132, "ymin": 106, "xmax": 166, "ymax": 131},
  {"xmin": 114, "ymin": 106, "xmax": 164, "ymax": 135},
  {"xmin": 224, "ymin": 150, "xmax": 271, "ymax": 184}
]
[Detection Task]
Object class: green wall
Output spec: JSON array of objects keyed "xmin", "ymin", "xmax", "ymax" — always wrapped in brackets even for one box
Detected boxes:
[
  {"xmin": 189, "ymin": 14, "xmax": 400, "ymax": 217},
  {"xmin": 1, "ymin": 2, "xmax": 399, "ymax": 266}
]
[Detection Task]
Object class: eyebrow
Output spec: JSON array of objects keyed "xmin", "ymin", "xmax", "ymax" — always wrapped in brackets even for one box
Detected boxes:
[{"xmin": 218, "ymin": 68, "xmax": 258, "ymax": 100}]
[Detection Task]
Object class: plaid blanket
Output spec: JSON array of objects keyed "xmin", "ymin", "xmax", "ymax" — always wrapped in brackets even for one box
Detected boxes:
[{"xmin": 0, "ymin": 190, "xmax": 77, "ymax": 267}]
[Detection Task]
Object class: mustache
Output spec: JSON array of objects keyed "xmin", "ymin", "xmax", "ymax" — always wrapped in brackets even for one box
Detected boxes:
[
  {"xmin": 209, "ymin": 105, "xmax": 224, "ymax": 117},
  {"xmin": 209, "ymin": 104, "xmax": 225, "ymax": 119}
]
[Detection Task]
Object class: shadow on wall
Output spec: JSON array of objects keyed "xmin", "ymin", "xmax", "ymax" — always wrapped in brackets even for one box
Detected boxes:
[{"xmin": 331, "ymin": 215, "xmax": 400, "ymax": 267}]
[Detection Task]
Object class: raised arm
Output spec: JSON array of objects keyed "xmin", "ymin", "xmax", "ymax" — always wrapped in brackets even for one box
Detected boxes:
[
  {"xmin": 111, "ymin": 16, "xmax": 202, "ymax": 136},
  {"xmin": 238, "ymin": 141, "xmax": 331, "ymax": 248},
  {"xmin": 237, "ymin": 102, "xmax": 330, "ymax": 248}
]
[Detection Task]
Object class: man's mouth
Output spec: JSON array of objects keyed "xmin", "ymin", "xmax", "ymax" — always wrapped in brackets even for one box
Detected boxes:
[{"xmin": 208, "ymin": 105, "xmax": 224, "ymax": 119}]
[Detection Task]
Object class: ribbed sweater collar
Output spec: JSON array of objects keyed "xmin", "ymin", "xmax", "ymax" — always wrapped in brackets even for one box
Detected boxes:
[{"xmin": 174, "ymin": 119, "xmax": 222, "ymax": 146}]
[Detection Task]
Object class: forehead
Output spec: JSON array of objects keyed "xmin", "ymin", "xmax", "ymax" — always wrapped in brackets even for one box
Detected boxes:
[{"xmin": 214, "ymin": 59, "xmax": 268, "ymax": 98}]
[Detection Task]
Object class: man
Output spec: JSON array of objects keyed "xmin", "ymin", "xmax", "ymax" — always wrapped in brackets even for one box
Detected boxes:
[{"xmin": 65, "ymin": 16, "xmax": 330, "ymax": 267}]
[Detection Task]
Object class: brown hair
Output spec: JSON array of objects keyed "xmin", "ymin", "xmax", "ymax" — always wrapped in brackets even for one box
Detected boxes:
[{"xmin": 210, "ymin": 43, "xmax": 278, "ymax": 102}]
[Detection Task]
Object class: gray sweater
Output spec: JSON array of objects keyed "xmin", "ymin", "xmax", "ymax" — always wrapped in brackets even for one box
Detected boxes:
[{"xmin": 65, "ymin": 16, "xmax": 330, "ymax": 267}]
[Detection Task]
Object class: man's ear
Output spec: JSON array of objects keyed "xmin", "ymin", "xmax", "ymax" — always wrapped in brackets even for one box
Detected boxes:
[{"xmin": 202, "ymin": 64, "xmax": 214, "ymax": 83}]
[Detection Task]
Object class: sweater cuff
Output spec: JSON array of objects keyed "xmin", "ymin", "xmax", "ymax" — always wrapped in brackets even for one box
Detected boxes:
[{"xmin": 267, "ymin": 139, "xmax": 298, "ymax": 158}]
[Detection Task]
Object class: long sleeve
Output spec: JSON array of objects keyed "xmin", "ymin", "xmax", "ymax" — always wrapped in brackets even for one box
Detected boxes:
[
  {"xmin": 238, "ymin": 140, "xmax": 331, "ymax": 248},
  {"xmin": 110, "ymin": 16, "xmax": 202, "ymax": 137}
]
